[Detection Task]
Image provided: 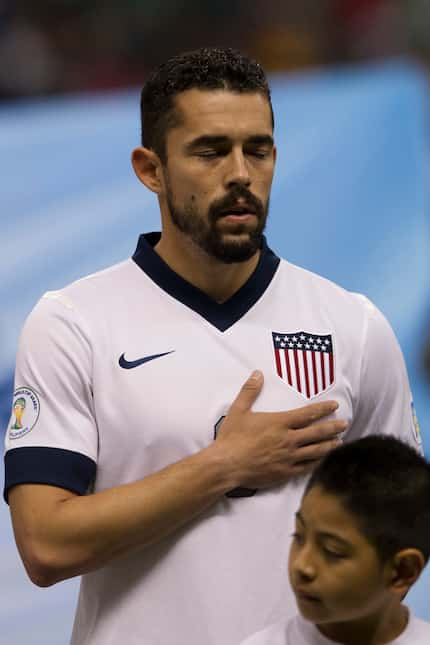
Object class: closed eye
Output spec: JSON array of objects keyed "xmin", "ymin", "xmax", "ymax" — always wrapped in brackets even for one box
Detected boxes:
[
  {"xmin": 322, "ymin": 547, "xmax": 346, "ymax": 560},
  {"xmin": 246, "ymin": 148, "xmax": 271, "ymax": 159},
  {"xmin": 196, "ymin": 150, "xmax": 222, "ymax": 158}
]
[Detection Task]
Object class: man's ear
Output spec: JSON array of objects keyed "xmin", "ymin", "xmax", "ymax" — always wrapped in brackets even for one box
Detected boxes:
[
  {"xmin": 387, "ymin": 549, "xmax": 425, "ymax": 598},
  {"xmin": 131, "ymin": 147, "xmax": 164, "ymax": 194}
]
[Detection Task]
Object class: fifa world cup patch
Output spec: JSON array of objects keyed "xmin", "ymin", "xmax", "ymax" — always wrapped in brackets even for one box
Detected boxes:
[
  {"xmin": 8, "ymin": 387, "xmax": 40, "ymax": 439},
  {"xmin": 272, "ymin": 331, "xmax": 335, "ymax": 399},
  {"xmin": 410, "ymin": 401, "xmax": 422, "ymax": 445}
]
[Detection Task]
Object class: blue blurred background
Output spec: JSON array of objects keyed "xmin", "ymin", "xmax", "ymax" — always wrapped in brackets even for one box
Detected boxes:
[{"xmin": 1, "ymin": 1, "xmax": 430, "ymax": 643}]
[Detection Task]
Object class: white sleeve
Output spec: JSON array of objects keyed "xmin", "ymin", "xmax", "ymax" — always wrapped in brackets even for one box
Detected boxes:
[
  {"xmin": 347, "ymin": 296, "xmax": 422, "ymax": 452},
  {"xmin": 4, "ymin": 291, "xmax": 98, "ymax": 500}
]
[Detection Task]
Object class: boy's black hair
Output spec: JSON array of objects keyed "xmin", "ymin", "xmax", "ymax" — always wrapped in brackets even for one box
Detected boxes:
[
  {"xmin": 140, "ymin": 47, "xmax": 273, "ymax": 162},
  {"xmin": 305, "ymin": 435, "xmax": 430, "ymax": 563}
]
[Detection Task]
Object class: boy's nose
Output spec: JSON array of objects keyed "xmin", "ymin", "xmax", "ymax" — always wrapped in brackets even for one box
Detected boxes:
[{"xmin": 291, "ymin": 549, "xmax": 317, "ymax": 583}]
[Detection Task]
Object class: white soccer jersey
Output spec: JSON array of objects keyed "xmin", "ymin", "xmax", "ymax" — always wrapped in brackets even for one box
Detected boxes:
[
  {"xmin": 239, "ymin": 611, "xmax": 430, "ymax": 644},
  {"xmin": 4, "ymin": 233, "xmax": 421, "ymax": 645}
]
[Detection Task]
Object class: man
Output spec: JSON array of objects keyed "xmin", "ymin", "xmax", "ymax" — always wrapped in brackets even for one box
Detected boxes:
[{"xmin": 4, "ymin": 48, "xmax": 419, "ymax": 645}]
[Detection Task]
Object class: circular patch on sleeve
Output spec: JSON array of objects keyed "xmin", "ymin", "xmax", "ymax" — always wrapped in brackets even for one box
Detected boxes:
[
  {"xmin": 411, "ymin": 401, "xmax": 422, "ymax": 446},
  {"xmin": 8, "ymin": 387, "xmax": 40, "ymax": 440}
]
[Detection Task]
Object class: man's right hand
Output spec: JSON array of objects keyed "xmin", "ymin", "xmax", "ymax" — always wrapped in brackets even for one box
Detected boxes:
[{"xmin": 213, "ymin": 370, "xmax": 347, "ymax": 489}]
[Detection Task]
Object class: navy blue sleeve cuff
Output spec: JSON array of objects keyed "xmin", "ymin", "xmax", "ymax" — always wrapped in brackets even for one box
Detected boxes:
[{"xmin": 3, "ymin": 447, "xmax": 97, "ymax": 503}]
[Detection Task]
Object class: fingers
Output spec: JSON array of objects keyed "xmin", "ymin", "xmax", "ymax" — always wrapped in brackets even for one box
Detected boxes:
[
  {"xmin": 293, "ymin": 419, "xmax": 347, "ymax": 447},
  {"xmin": 229, "ymin": 372, "xmax": 339, "ymax": 427},
  {"xmin": 279, "ymin": 436, "xmax": 344, "ymax": 479},
  {"xmin": 293, "ymin": 435, "xmax": 343, "ymax": 463},
  {"xmin": 281, "ymin": 400, "xmax": 340, "ymax": 429},
  {"xmin": 287, "ymin": 460, "xmax": 322, "ymax": 478},
  {"xmin": 229, "ymin": 370, "xmax": 264, "ymax": 414}
]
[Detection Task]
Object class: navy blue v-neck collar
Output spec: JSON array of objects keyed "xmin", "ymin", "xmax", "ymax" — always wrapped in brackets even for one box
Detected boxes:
[{"xmin": 132, "ymin": 232, "xmax": 280, "ymax": 332}]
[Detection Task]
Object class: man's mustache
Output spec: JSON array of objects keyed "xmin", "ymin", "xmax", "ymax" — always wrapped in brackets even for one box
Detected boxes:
[{"xmin": 209, "ymin": 187, "xmax": 265, "ymax": 221}]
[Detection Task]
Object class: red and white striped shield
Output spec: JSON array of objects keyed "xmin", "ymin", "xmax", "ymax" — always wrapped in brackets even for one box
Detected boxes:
[{"xmin": 272, "ymin": 331, "xmax": 335, "ymax": 399}]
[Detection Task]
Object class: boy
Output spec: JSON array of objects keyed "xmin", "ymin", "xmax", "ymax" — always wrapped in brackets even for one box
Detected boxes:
[{"xmin": 241, "ymin": 436, "xmax": 430, "ymax": 644}]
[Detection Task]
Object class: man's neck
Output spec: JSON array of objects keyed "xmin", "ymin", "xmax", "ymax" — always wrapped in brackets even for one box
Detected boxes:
[{"xmin": 154, "ymin": 233, "xmax": 261, "ymax": 303}]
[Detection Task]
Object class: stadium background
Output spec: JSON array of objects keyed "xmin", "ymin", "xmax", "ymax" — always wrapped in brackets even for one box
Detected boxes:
[{"xmin": 1, "ymin": 2, "xmax": 430, "ymax": 643}]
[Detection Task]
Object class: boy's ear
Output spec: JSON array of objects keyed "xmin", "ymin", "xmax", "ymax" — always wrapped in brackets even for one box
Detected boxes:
[
  {"xmin": 387, "ymin": 549, "xmax": 425, "ymax": 597},
  {"xmin": 131, "ymin": 147, "xmax": 164, "ymax": 194}
]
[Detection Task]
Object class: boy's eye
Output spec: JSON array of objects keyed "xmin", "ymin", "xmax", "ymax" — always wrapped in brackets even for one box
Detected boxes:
[{"xmin": 323, "ymin": 547, "xmax": 345, "ymax": 560}]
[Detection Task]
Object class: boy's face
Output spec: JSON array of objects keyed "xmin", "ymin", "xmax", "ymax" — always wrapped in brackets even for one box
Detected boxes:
[{"xmin": 288, "ymin": 485, "xmax": 393, "ymax": 625}]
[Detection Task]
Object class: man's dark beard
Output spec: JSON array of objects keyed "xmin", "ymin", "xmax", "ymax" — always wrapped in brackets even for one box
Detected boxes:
[{"xmin": 165, "ymin": 184, "xmax": 269, "ymax": 264}]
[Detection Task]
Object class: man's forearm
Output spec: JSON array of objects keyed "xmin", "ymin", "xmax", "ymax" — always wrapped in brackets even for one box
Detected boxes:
[{"xmin": 9, "ymin": 443, "xmax": 236, "ymax": 586}]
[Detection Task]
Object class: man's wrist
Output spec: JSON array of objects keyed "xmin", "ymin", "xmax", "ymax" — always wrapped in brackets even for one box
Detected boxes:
[{"xmin": 197, "ymin": 442, "xmax": 242, "ymax": 495}]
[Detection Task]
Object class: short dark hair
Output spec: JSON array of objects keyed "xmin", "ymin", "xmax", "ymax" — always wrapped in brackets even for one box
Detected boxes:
[
  {"xmin": 305, "ymin": 436, "xmax": 430, "ymax": 563},
  {"xmin": 140, "ymin": 47, "xmax": 273, "ymax": 162}
]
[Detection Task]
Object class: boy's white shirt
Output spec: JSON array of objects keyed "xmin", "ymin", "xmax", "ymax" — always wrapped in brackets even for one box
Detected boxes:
[{"xmin": 240, "ymin": 611, "xmax": 430, "ymax": 645}]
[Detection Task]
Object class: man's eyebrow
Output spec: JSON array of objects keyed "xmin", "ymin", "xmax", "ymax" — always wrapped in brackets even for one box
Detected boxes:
[
  {"xmin": 245, "ymin": 135, "xmax": 274, "ymax": 147},
  {"xmin": 185, "ymin": 134, "xmax": 274, "ymax": 151},
  {"xmin": 185, "ymin": 135, "xmax": 230, "ymax": 150}
]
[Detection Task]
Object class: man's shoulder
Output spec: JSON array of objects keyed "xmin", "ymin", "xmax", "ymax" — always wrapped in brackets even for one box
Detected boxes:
[
  {"xmin": 38, "ymin": 257, "xmax": 140, "ymax": 310},
  {"xmin": 277, "ymin": 258, "xmax": 375, "ymax": 313},
  {"xmin": 21, "ymin": 258, "xmax": 140, "ymax": 335},
  {"xmin": 61, "ymin": 257, "xmax": 137, "ymax": 296}
]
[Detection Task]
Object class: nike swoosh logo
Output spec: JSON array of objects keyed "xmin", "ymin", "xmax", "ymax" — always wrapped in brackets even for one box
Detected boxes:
[{"xmin": 118, "ymin": 351, "xmax": 174, "ymax": 369}]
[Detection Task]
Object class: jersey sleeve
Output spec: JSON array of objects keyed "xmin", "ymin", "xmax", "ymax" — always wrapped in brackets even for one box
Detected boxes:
[
  {"xmin": 347, "ymin": 295, "xmax": 422, "ymax": 452},
  {"xmin": 3, "ymin": 291, "xmax": 98, "ymax": 502}
]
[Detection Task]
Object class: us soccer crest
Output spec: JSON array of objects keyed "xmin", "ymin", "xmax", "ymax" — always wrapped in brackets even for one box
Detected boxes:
[{"xmin": 272, "ymin": 331, "xmax": 335, "ymax": 399}]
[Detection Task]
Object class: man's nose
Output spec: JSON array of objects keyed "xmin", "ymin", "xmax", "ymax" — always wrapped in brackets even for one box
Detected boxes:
[{"xmin": 225, "ymin": 149, "xmax": 251, "ymax": 187}]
